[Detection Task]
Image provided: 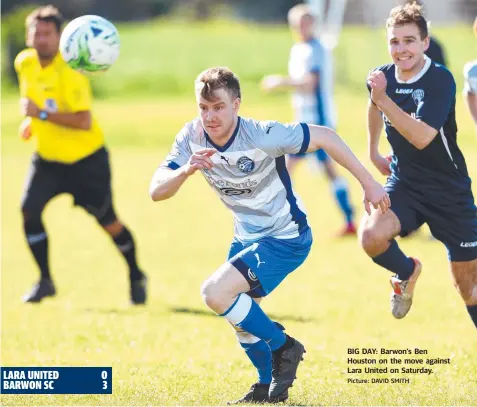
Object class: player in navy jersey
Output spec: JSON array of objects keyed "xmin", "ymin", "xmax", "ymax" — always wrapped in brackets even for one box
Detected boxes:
[
  {"xmin": 359, "ymin": 3, "xmax": 477, "ymax": 329},
  {"xmin": 261, "ymin": 4, "xmax": 356, "ymax": 237},
  {"xmin": 150, "ymin": 67, "xmax": 389, "ymax": 403}
]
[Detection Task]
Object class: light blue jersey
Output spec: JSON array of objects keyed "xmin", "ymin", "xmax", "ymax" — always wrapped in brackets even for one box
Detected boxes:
[
  {"xmin": 162, "ymin": 117, "xmax": 310, "ymax": 243},
  {"xmin": 464, "ymin": 60, "xmax": 477, "ymax": 94},
  {"xmin": 288, "ymin": 38, "xmax": 335, "ymax": 128}
]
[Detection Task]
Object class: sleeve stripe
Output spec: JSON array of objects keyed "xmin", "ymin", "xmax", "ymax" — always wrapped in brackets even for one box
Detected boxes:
[
  {"xmin": 299, "ymin": 123, "xmax": 310, "ymax": 154},
  {"xmin": 167, "ymin": 161, "xmax": 180, "ymax": 170}
]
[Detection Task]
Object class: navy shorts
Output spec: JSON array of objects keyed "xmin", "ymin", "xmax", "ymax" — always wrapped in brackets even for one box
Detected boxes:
[
  {"xmin": 227, "ymin": 227, "xmax": 313, "ymax": 298},
  {"xmin": 386, "ymin": 180, "xmax": 477, "ymax": 262},
  {"xmin": 291, "ymin": 148, "xmax": 329, "ymax": 163}
]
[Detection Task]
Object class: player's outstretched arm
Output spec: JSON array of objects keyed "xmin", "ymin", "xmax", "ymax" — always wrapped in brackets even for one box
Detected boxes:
[
  {"xmin": 367, "ymin": 100, "xmax": 391, "ymax": 176},
  {"xmin": 307, "ymin": 125, "xmax": 390, "ymax": 214},
  {"xmin": 149, "ymin": 148, "xmax": 216, "ymax": 201},
  {"xmin": 367, "ymin": 71, "xmax": 438, "ymax": 150}
]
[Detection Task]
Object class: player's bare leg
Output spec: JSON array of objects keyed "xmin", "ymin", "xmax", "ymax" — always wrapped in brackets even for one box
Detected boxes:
[
  {"xmin": 201, "ymin": 263, "xmax": 305, "ymax": 402},
  {"xmin": 450, "ymin": 259, "xmax": 477, "ymax": 328},
  {"xmin": 359, "ymin": 208, "xmax": 422, "ymax": 318}
]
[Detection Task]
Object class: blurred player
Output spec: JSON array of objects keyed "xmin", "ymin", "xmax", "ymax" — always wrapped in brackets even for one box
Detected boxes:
[
  {"xmin": 261, "ymin": 4, "xmax": 356, "ymax": 236},
  {"xmin": 16, "ymin": 6, "xmax": 147, "ymax": 304},
  {"xmin": 360, "ymin": 3, "xmax": 477, "ymax": 329},
  {"xmin": 464, "ymin": 15, "xmax": 477, "ymax": 135},
  {"xmin": 149, "ymin": 67, "xmax": 390, "ymax": 403}
]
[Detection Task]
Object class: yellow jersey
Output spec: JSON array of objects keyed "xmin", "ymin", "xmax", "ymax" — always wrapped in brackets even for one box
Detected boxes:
[{"xmin": 15, "ymin": 48, "xmax": 104, "ymax": 163}]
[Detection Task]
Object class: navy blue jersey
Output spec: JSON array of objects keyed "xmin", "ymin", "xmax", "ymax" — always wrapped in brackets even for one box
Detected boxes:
[{"xmin": 368, "ymin": 57, "xmax": 472, "ymax": 207}]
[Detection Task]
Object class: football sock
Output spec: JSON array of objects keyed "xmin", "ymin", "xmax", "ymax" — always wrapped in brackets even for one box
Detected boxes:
[
  {"xmin": 24, "ymin": 218, "xmax": 50, "ymax": 280},
  {"xmin": 372, "ymin": 239, "xmax": 415, "ymax": 280},
  {"xmin": 112, "ymin": 226, "xmax": 142, "ymax": 281},
  {"xmin": 332, "ymin": 177, "xmax": 354, "ymax": 224},
  {"xmin": 466, "ymin": 305, "xmax": 477, "ymax": 328},
  {"xmin": 221, "ymin": 293, "xmax": 286, "ymax": 351},
  {"xmin": 236, "ymin": 332, "xmax": 272, "ymax": 384}
]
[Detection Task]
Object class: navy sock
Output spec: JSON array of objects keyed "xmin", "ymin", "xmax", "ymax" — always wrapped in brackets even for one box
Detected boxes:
[
  {"xmin": 332, "ymin": 178, "xmax": 354, "ymax": 224},
  {"xmin": 466, "ymin": 305, "xmax": 477, "ymax": 328},
  {"xmin": 24, "ymin": 218, "xmax": 50, "ymax": 280},
  {"xmin": 222, "ymin": 294, "xmax": 286, "ymax": 351},
  {"xmin": 239, "ymin": 338, "xmax": 272, "ymax": 384},
  {"xmin": 372, "ymin": 239, "xmax": 415, "ymax": 280},
  {"xmin": 113, "ymin": 226, "xmax": 142, "ymax": 280}
]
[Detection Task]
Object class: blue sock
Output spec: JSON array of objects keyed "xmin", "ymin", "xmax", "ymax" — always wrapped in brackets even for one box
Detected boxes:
[
  {"xmin": 222, "ymin": 294, "xmax": 286, "ymax": 351},
  {"xmin": 467, "ymin": 305, "xmax": 477, "ymax": 328},
  {"xmin": 238, "ymin": 337, "xmax": 272, "ymax": 384},
  {"xmin": 332, "ymin": 177, "xmax": 354, "ymax": 224},
  {"xmin": 372, "ymin": 239, "xmax": 415, "ymax": 280}
]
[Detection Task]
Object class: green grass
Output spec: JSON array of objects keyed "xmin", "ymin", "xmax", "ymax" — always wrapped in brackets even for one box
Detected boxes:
[{"xmin": 1, "ymin": 20, "xmax": 477, "ymax": 406}]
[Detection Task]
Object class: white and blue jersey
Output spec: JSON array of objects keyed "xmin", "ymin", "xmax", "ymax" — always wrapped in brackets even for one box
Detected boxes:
[
  {"xmin": 288, "ymin": 37, "xmax": 335, "ymax": 128},
  {"xmin": 464, "ymin": 59, "xmax": 477, "ymax": 95},
  {"xmin": 162, "ymin": 117, "xmax": 310, "ymax": 243}
]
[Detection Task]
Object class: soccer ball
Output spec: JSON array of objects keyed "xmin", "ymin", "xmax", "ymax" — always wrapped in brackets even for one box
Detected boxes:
[{"xmin": 59, "ymin": 15, "xmax": 120, "ymax": 73}]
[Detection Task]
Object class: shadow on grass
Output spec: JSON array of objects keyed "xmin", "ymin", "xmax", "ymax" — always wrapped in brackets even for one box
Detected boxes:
[{"xmin": 170, "ymin": 306, "xmax": 315, "ymax": 324}]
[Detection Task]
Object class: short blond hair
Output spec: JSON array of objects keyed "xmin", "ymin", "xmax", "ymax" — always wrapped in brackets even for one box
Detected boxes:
[
  {"xmin": 386, "ymin": 2, "xmax": 428, "ymax": 40},
  {"xmin": 195, "ymin": 67, "xmax": 241, "ymax": 102},
  {"xmin": 287, "ymin": 4, "xmax": 314, "ymax": 26}
]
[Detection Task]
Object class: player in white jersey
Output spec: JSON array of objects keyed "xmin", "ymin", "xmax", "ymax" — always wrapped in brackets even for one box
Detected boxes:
[
  {"xmin": 464, "ymin": 16, "xmax": 477, "ymax": 136},
  {"xmin": 149, "ymin": 67, "xmax": 389, "ymax": 404},
  {"xmin": 261, "ymin": 3, "xmax": 356, "ymax": 237}
]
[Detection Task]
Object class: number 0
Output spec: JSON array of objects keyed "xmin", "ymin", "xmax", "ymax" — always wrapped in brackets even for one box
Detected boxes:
[{"xmin": 101, "ymin": 371, "xmax": 108, "ymax": 380}]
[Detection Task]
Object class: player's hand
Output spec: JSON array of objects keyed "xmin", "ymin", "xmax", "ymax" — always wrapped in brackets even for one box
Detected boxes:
[
  {"xmin": 362, "ymin": 179, "xmax": 391, "ymax": 215},
  {"xmin": 261, "ymin": 75, "xmax": 285, "ymax": 92},
  {"xmin": 367, "ymin": 71, "xmax": 388, "ymax": 105},
  {"xmin": 183, "ymin": 148, "xmax": 216, "ymax": 176},
  {"xmin": 371, "ymin": 152, "xmax": 392, "ymax": 176},
  {"xmin": 20, "ymin": 98, "xmax": 40, "ymax": 118},
  {"xmin": 19, "ymin": 117, "xmax": 32, "ymax": 141}
]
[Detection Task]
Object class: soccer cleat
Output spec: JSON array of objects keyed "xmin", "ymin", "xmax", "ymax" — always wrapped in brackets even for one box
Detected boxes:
[
  {"xmin": 269, "ymin": 335, "xmax": 305, "ymax": 401},
  {"xmin": 338, "ymin": 222, "xmax": 357, "ymax": 237},
  {"xmin": 390, "ymin": 258, "xmax": 422, "ymax": 319},
  {"xmin": 23, "ymin": 278, "xmax": 56, "ymax": 303},
  {"xmin": 227, "ymin": 383, "xmax": 288, "ymax": 405},
  {"xmin": 130, "ymin": 273, "xmax": 147, "ymax": 305}
]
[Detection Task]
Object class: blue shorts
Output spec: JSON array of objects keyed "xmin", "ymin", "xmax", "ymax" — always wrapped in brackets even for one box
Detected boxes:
[
  {"xmin": 291, "ymin": 148, "xmax": 329, "ymax": 163},
  {"xmin": 386, "ymin": 180, "xmax": 477, "ymax": 262},
  {"xmin": 227, "ymin": 227, "xmax": 313, "ymax": 298}
]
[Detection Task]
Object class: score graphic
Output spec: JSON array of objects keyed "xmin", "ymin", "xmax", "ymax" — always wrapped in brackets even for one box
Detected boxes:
[{"xmin": 1, "ymin": 367, "xmax": 112, "ymax": 394}]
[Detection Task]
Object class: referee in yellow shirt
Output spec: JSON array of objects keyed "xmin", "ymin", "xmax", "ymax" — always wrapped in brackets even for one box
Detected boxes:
[{"xmin": 16, "ymin": 5, "xmax": 147, "ymax": 304}]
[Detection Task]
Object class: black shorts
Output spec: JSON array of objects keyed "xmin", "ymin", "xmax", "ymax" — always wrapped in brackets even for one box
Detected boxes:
[
  {"xmin": 21, "ymin": 147, "xmax": 117, "ymax": 225},
  {"xmin": 385, "ymin": 179, "xmax": 477, "ymax": 262}
]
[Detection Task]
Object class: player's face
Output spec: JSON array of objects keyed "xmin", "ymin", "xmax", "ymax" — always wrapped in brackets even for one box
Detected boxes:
[
  {"xmin": 28, "ymin": 20, "xmax": 60, "ymax": 60},
  {"xmin": 387, "ymin": 24, "xmax": 429, "ymax": 75},
  {"xmin": 197, "ymin": 88, "xmax": 240, "ymax": 140},
  {"xmin": 290, "ymin": 15, "xmax": 314, "ymax": 41}
]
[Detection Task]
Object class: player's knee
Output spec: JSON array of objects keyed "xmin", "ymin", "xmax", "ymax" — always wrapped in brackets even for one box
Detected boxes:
[
  {"xmin": 235, "ymin": 330, "xmax": 257, "ymax": 344},
  {"xmin": 358, "ymin": 225, "xmax": 383, "ymax": 253},
  {"xmin": 200, "ymin": 279, "xmax": 222, "ymax": 311}
]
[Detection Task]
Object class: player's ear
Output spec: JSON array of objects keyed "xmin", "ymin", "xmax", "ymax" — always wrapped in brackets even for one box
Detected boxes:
[
  {"xmin": 423, "ymin": 36, "xmax": 430, "ymax": 52},
  {"xmin": 233, "ymin": 98, "xmax": 241, "ymax": 113}
]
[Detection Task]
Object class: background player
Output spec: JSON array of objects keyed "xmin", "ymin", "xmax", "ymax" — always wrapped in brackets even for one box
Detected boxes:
[
  {"xmin": 16, "ymin": 5, "xmax": 147, "ymax": 304},
  {"xmin": 359, "ymin": 2, "xmax": 477, "ymax": 328},
  {"xmin": 149, "ymin": 67, "xmax": 389, "ymax": 403},
  {"xmin": 464, "ymin": 15, "xmax": 477, "ymax": 136},
  {"xmin": 261, "ymin": 3, "xmax": 356, "ymax": 236}
]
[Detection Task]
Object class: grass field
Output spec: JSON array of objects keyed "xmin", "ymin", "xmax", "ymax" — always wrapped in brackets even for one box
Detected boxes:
[{"xmin": 1, "ymin": 20, "xmax": 477, "ymax": 406}]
